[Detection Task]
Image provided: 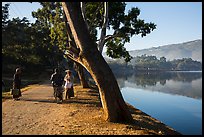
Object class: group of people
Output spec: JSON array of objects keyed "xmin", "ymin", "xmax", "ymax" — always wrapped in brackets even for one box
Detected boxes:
[
  {"xmin": 50, "ymin": 68, "xmax": 75, "ymax": 103},
  {"xmin": 10, "ymin": 67, "xmax": 75, "ymax": 103}
]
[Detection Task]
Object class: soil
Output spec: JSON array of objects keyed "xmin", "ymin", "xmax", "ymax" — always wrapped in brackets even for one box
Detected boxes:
[{"xmin": 2, "ymin": 80, "xmax": 181, "ymax": 135}]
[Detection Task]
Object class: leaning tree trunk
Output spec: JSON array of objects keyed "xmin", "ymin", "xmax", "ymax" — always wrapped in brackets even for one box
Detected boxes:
[
  {"xmin": 63, "ymin": 10, "xmax": 90, "ymax": 88},
  {"xmin": 62, "ymin": 2, "xmax": 133, "ymax": 122}
]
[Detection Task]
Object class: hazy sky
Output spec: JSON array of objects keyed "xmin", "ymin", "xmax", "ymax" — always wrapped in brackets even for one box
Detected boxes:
[{"xmin": 2, "ymin": 2, "xmax": 202, "ymax": 51}]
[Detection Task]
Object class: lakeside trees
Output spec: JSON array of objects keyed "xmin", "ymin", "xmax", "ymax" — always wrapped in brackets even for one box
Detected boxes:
[
  {"xmin": 134, "ymin": 55, "xmax": 202, "ymax": 71},
  {"xmin": 108, "ymin": 55, "xmax": 202, "ymax": 71},
  {"xmin": 61, "ymin": 2, "xmax": 157, "ymax": 122},
  {"xmin": 61, "ymin": 2, "xmax": 134, "ymax": 122},
  {"xmin": 2, "ymin": 2, "xmax": 157, "ymax": 122}
]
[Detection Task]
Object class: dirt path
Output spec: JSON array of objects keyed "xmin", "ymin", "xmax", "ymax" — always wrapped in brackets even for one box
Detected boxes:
[{"xmin": 2, "ymin": 82, "xmax": 181, "ymax": 135}]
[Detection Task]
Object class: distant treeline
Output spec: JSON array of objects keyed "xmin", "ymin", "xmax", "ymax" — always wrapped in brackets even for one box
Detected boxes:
[{"xmin": 108, "ymin": 54, "xmax": 202, "ymax": 72}]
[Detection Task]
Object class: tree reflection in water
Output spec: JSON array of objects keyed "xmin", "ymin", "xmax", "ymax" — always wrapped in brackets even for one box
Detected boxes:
[{"xmin": 115, "ymin": 71, "xmax": 202, "ymax": 99}]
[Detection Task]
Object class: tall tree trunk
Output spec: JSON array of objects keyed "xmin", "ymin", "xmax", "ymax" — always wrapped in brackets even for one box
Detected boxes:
[
  {"xmin": 63, "ymin": 9, "xmax": 89, "ymax": 88},
  {"xmin": 76, "ymin": 63, "xmax": 89, "ymax": 88},
  {"xmin": 62, "ymin": 2, "xmax": 133, "ymax": 122}
]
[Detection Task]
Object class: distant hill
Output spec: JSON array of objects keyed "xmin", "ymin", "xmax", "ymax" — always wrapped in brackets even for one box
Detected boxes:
[{"xmin": 128, "ymin": 39, "xmax": 202, "ymax": 62}]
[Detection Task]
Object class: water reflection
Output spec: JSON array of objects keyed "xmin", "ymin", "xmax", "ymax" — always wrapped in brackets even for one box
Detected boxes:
[
  {"xmin": 114, "ymin": 71, "xmax": 202, "ymax": 135},
  {"xmin": 115, "ymin": 71, "xmax": 202, "ymax": 99}
]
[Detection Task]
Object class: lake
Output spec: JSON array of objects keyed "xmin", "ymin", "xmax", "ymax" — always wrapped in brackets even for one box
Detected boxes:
[{"xmin": 115, "ymin": 71, "xmax": 202, "ymax": 135}]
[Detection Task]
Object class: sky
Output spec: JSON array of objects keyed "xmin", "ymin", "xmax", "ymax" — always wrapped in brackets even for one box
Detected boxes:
[{"xmin": 2, "ymin": 2, "xmax": 202, "ymax": 51}]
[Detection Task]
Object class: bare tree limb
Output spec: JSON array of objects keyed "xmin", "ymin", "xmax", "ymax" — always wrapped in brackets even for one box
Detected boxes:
[
  {"xmin": 98, "ymin": 2, "xmax": 109, "ymax": 53},
  {"xmin": 96, "ymin": 34, "xmax": 118, "ymax": 42},
  {"xmin": 80, "ymin": 2, "xmax": 89, "ymax": 30}
]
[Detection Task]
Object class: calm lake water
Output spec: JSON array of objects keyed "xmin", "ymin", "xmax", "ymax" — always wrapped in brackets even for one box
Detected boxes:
[{"xmin": 115, "ymin": 71, "xmax": 202, "ymax": 135}]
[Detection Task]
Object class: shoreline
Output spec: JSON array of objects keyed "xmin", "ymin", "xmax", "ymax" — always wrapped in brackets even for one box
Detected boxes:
[{"xmin": 125, "ymin": 102, "xmax": 181, "ymax": 135}]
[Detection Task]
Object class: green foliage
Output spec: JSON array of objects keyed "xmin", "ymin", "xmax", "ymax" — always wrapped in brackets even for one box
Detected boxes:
[
  {"xmin": 133, "ymin": 55, "xmax": 202, "ymax": 71},
  {"xmin": 135, "ymin": 54, "xmax": 159, "ymax": 69},
  {"xmin": 171, "ymin": 58, "xmax": 202, "ymax": 71},
  {"xmin": 2, "ymin": 3, "xmax": 65, "ymax": 74},
  {"xmin": 85, "ymin": 2, "xmax": 157, "ymax": 62},
  {"xmin": 31, "ymin": 2, "xmax": 66, "ymax": 66},
  {"xmin": 106, "ymin": 37, "xmax": 132, "ymax": 62},
  {"xmin": 2, "ymin": 17, "xmax": 33, "ymax": 65},
  {"xmin": 2, "ymin": 3, "xmax": 10, "ymax": 28},
  {"xmin": 31, "ymin": 2, "xmax": 157, "ymax": 63},
  {"xmin": 32, "ymin": 2, "xmax": 67, "ymax": 50},
  {"xmin": 2, "ymin": 2, "xmax": 157, "ymax": 73}
]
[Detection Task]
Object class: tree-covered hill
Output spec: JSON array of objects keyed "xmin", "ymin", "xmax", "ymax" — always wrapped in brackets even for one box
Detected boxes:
[{"xmin": 128, "ymin": 39, "xmax": 202, "ymax": 62}]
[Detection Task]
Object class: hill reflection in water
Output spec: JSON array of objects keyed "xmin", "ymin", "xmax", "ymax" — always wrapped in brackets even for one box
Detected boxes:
[{"xmin": 115, "ymin": 71, "xmax": 202, "ymax": 99}]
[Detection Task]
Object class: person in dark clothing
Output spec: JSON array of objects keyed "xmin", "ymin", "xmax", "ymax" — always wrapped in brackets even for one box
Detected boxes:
[
  {"xmin": 12, "ymin": 67, "xmax": 22, "ymax": 100},
  {"xmin": 2, "ymin": 80, "xmax": 5, "ymax": 87},
  {"xmin": 2, "ymin": 80, "xmax": 5, "ymax": 92},
  {"xmin": 50, "ymin": 68, "xmax": 64, "ymax": 103}
]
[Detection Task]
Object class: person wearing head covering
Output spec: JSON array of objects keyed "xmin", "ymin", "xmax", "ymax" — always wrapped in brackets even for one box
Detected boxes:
[
  {"xmin": 12, "ymin": 67, "xmax": 22, "ymax": 100},
  {"xmin": 50, "ymin": 68, "xmax": 64, "ymax": 103},
  {"xmin": 64, "ymin": 70, "xmax": 74, "ymax": 99}
]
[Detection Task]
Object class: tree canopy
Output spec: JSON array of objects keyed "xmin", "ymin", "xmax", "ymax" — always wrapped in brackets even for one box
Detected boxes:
[
  {"xmin": 31, "ymin": 2, "xmax": 156, "ymax": 63},
  {"xmin": 79, "ymin": 2, "xmax": 156, "ymax": 62},
  {"xmin": 2, "ymin": 3, "xmax": 65, "ymax": 73}
]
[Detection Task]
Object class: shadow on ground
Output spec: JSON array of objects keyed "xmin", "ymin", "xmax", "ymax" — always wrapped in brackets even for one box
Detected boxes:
[{"xmin": 19, "ymin": 95, "xmax": 102, "ymax": 107}]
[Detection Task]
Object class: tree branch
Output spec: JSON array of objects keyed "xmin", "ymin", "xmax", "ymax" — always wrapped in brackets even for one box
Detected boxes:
[
  {"xmin": 67, "ymin": 44, "xmax": 80, "ymax": 56},
  {"xmin": 64, "ymin": 51, "xmax": 91, "ymax": 75},
  {"xmin": 104, "ymin": 34, "xmax": 122, "ymax": 42},
  {"xmin": 80, "ymin": 2, "xmax": 89, "ymax": 30},
  {"xmin": 88, "ymin": 2, "xmax": 103, "ymax": 27},
  {"xmin": 64, "ymin": 51, "xmax": 77, "ymax": 61},
  {"xmin": 98, "ymin": 2, "xmax": 109, "ymax": 53}
]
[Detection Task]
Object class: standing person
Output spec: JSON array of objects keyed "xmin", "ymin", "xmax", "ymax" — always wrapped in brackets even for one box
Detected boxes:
[
  {"xmin": 2, "ymin": 80, "xmax": 5, "ymax": 87},
  {"xmin": 2, "ymin": 80, "xmax": 5, "ymax": 92},
  {"xmin": 12, "ymin": 67, "xmax": 22, "ymax": 100},
  {"xmin": 64, "ymin": 70, "xmax": 74, "ymax": 99},
  {"xmin": 50, "ymin": 68, "xmax": 64, "ymax": 103}
]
